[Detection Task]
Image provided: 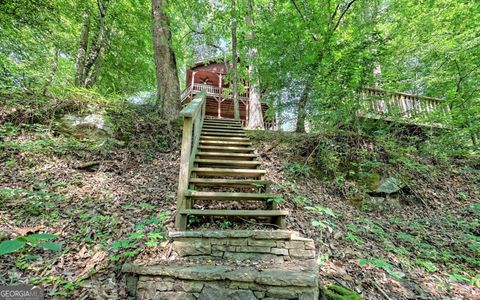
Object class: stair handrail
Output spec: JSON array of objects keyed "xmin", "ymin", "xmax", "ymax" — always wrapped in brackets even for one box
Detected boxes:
[{"xmin": 175, "ymin": 91, "xmax": 207, "ymax": 229}]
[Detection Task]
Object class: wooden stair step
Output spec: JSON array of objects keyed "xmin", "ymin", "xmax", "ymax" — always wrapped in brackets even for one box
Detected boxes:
[
  {"xmin": 203, "ymin": 124, "xmax": 242, "ymax": 128},
  {"xmin": 200, "ymin": 140, "xmax": 252, "ymax": 146},
  {"xmin": 203, "ymin": 123, "xmax": 242, "ymax": 127},
  {"xmin": 189, "ymin": 178, "xmax": 270, "ymax": 187},
  {"xmin": 179, "ymin": 209, "xmax": 288, "ymax": 217},
  {"xmin": 198, "ymin": 146, "xmax": 254, "ymax": 153},
  {"xmin": 197, "ymin": 152, "xmax": 256, "ymax": 160},
  {"xmin": 201, "ymin": 136, "xmax": 250, "ymax": 141},
  {"xmin": 203, "ymin": 124, "xmax": 242, "ymax": 129},
  {"xmin": 203, "ymin": 128, "xmax": 243, "ymax": 132},
  {"xmin": 192, "ymin": 168, "xmax": 265, "ymax": 177},
  {"xmin": 194, "ymin": 159, "xmax": 261, "ymax": 168},
  {"xmin": 202, "ymin": 131, "xmax": 246, "ymax": 137},
  {"xmin": 204, "ymin": 119, "xmax": 241, "ymax": 123},
  {"xmin": 202, "ymin": 128, "xmax": 245, "ymax": 133},
  {"xmin": 185, "ymin": 191, "xmax": 275, "ymax": 201}
]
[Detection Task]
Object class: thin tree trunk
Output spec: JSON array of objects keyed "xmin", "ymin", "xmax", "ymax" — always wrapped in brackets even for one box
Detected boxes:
[
  {"xmin": 152, "ymin": 0, "xmax": 181, "ymax": 118},
  {"xmin": 471, "ymin": 132, "xmax": 478, "ymax": 147},
  {"xmin": 75, "ymin": 11, "xmax": 90, "ymax": 87},
  {"xmin": 231, "ymin": 0, "xmax": 240, "ymax": 120},
  {"xmin": 276, "ymin": 94, "xmax": 283, "ymax": 131},
  {"xmin": 246, "ymin": 0, "xmax": 264, "ymax": 129},
  {"xmin": 85, "ymin": 51, "xmax": 103, "ymax": 88},
  {"xmin": 373, "ymin": 62, "xmax": 382, "ymax": 88},
  {"xmin": 82, "ymin": 0, "xmax": 109, "ymax": 86},
  {"xmin": 296, "ymin": 83, "xmax": 310, "ymax": 133},
  {"xmin": 43, "ymin": 48, "xmax": 60, "ymax": 95}
]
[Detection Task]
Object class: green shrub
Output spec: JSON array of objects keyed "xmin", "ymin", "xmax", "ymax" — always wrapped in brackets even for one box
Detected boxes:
[
  {"xmin": 283, "ymin": 162, "xmax": 312, "ymax": 177},
  {"xmin": 321, "ymin": 284, "xmax": 362, "ymax": 300}
]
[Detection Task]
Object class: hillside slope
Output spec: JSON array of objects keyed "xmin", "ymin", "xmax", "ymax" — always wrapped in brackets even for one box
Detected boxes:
[
  {"xmin": 1, "ymin": 96, "xmax": 479, "ymax": 298},
  {"xmin": 250, "ymin": 130, "xmax": 480, "ymax": 299}
]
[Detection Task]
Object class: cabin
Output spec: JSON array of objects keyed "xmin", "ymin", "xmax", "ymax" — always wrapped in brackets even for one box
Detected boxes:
[{"xmin": 180, "ymin": 60, "xmax": 275, "ymax": 129}]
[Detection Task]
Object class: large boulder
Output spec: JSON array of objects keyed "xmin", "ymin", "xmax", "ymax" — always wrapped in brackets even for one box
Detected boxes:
[
  {"xmin": 58, "ymin": 113, "xmax": 113, "ymax": 141},
  {"xmin": 374, "ymin": 177, "xmax": 403, "ymax": 194}
]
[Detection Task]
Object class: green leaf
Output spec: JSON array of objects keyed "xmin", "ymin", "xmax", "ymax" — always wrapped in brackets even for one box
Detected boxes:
[
  {"xmin": 129, "ymin": 232, "xmax": 145, "ymax": 240},
  {"xmin": 145, "ymin": 241, "xmax": 158, "ymax": 247},
  {"xmin": 29, "ymin": 233, "xmax": 58, "ymax": 240},
  {"xmin": 311, "ymin": 220, "xmax": 327, "ymax": 228},
  {"xmin": 359, "ymin": 258, "xmax": 368, "ymax": 266},
  {"xmin": 0, "ymin": 240, "xmax": 26, "ymax": 255},
  {"xmin": 110, "ymin": 255, "xmax": 121, "ymax": 262},
  {"xmin": 37, "ymin": 242, "xmax": 61, "ymax": 252},
  {"xmin": 267, "ymin": 197, "xmax": 284, "ymax": 204},
  {"xmin": 321, "ymin": 207, "xmax": 337, "ymax": 218}
]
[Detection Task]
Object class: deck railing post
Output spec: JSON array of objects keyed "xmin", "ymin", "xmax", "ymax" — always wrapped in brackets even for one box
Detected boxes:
[{"xmin": 175, "ymin": 116, "xmax": 193, "ymax": 230}]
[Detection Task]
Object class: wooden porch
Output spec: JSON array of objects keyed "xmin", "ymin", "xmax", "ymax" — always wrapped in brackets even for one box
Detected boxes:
[{"xmin": 181, "ymin": 83, "xmax": 274, "ymax": 129}]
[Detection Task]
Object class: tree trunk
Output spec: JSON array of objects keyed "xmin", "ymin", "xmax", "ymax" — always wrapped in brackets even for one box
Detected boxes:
[
  {"xmin": 276, "ymin": 94, "xmax": 283, "ymax": 131},
  {"xmin": 75, "ymin": 11, "xmax": 90, "ymax": 87},
  {"xmin": 246, "ymin": 0, "xmax": 264, "ymax": 130},
  {"xmin": 296, "ymin": 83, "xmax": 310, "ymax": 133},
  {"xmin": 471, "ymin": 132, "xmax": 478, "ymax": 147},
  {"xmin": 85, "ymin": 50, "xmax": 103, "ymax": 88},
  {"xmin": 373, "ymin": 62, "xmax": 382, "ymax": 87},
  {"xmin": 43, "ymin": 48, "xmax": 60, "ymax": 95},
  {"xmin": 231, "ymin": 0, "xmax": 240, "ymax": 120},
  {"xmin": 75, "ymin": 1, "xmax": 109, "ymax": 88},
  {"xmin": 152, "ymin": 0, "xmax": 181, "ymax": 118},
  {"xmin": 82, "ymin": 0, "xmax": 109, "ymax": 86}
]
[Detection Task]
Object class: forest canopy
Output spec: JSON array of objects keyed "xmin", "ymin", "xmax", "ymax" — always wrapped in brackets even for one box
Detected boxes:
[{"xmin": 1, "ymin": 0, "xmax": 479, "ymax": 152}]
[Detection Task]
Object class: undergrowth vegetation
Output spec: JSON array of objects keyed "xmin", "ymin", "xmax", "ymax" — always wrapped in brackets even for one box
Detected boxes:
[
  {"xmin": 0, "ymin": 91, "xmax": 179, "ymax": 297},
  {"xmin": 249, "ymin": 128, "xmax": 480, "ymax": 298},
  {"xmin": 1, "ymin": 90, "xmax": 179, "ymax": 152}
]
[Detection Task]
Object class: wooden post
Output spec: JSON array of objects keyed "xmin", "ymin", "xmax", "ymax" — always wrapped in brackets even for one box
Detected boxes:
[
  {"xmin": 191, "ymin": 71, "xmax": 196, "ymax": 88},
  {"xmin": 218, "ymin": 100, "xmax": 221, "ymax": 118},
  {"xmin": 245, "ymin": 101, "xmax": 249, "ymax": 127},
  {"xmin": 175, "ymin": 117, "xmax": 193, "ymax": 230},
  {"xmin": 174, "ymin": 92, "xmax": 206, "ymax": 230}
]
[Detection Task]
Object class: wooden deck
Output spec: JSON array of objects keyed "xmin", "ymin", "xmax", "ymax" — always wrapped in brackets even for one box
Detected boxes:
[
  {"xmin": 180, "ymin": 83, "xmax": 274, "ymax": 129},
  {"xmin": 359, "ymin": 87, "xmax": 450, "ymax": 127}
]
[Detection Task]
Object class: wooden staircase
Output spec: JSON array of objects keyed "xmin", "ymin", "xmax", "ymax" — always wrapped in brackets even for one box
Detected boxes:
[{"xmin": 175, "ymin": 92, "xmax": 287, "ymax": 230}]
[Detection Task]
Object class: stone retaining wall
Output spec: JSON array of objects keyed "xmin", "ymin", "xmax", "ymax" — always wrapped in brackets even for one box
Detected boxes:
[
  {"xmin": 123, "ymin": 230, "xmax": 319, "ymax": 300},
  {"xmin": 170, "ymin": 230, "xmax": 315, "ymax": 261},
  {"xmin": 123, "ymin": 265, "xmax": 318, "ymax": 300}
]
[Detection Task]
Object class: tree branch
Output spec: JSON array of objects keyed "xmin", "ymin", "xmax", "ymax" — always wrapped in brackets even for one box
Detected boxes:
[
  {"xmin": 332, "ymin": 0, "xmax": 358, "ymax": 32},
  {"xmin": 289, "ymin": 0, "xmax": 318, "ymax": 41},
  {"xmin": 329, "ymin": 3, "xmax": 341, "ymax": 27}
]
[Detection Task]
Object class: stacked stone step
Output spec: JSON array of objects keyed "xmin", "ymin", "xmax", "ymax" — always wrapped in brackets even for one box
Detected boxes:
[
  {"xmin": 169, "ymin": 230, "xmax": 315, "ymax": 261},
  {"xmin": 123, "ymin": 230, "xmax": 319, "ymax": 300}
]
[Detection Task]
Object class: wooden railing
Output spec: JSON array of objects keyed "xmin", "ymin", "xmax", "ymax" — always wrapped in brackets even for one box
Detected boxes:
[
  {"xmin": 360, "ymin": 87, "xmax": 450, "ymax": 124},
  {"xmin": 181, "ymin": 83, "xmax": 249, "ymax": 102},
  {"xmin": 175, "ymin": 91, "xmax": 207, "ymax": 230},
  {"xmin": 180, "ymin": 85, "xmax": 193, "ymax": 101}
]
